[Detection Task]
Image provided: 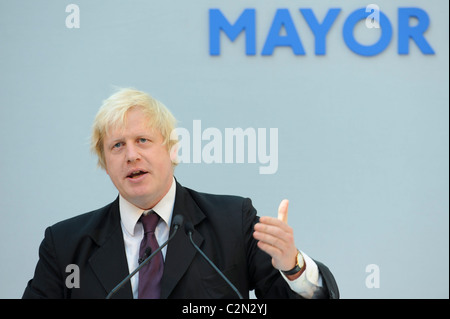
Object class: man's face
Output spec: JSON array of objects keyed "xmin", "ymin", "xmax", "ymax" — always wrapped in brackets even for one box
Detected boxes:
[{"xmin": 103, "ymin": 107, "xmax": 174, "ymax": 209}]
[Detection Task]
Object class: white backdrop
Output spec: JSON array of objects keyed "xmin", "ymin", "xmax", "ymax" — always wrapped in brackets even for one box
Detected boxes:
[{"xmin": 0, "ymin": 0, "xmax": 448, "ymax": 298}]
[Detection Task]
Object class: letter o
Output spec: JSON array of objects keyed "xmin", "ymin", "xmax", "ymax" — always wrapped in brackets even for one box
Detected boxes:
[{"xmin": 343, "ymin": 8, "xmax": 392, "ymax": 56}]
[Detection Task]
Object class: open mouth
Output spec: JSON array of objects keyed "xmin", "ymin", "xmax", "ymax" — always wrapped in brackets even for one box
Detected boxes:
[{"xmin": 126, "ymin": 170, "xmax": 148, "ymax": 179}]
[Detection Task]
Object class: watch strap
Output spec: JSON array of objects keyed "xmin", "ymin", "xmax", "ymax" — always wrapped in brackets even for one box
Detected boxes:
[{"xmin": 282, "ymin": 251, "xmax": 304, "ymax": 276}]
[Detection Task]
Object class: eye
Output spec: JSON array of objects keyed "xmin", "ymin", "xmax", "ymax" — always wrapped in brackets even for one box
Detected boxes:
[
  {"xmin": 112, "ymin": 142, "xmax": 123, "ymax": 149},
  {"xmin": 138, "ymin": 138, "xmax": 148, "ymax": 143}
]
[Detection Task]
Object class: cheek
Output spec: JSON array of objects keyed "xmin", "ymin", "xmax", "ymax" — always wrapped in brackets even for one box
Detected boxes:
[
  {"xmin": 104, "ymin": 155, "xmax": 119, "ymax": 178},
  {"xmin": 155, "ymin": 151, "xmax": 174, "ymax": 173}
]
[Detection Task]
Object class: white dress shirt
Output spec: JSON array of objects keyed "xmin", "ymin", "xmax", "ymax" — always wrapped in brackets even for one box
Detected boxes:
[
  {"xmin": 119, "ymin": 178, "xmax": 176, "ymax": 298},
  {"xmin": 119, "ymin": 177, "xmax": 323, "ymax": 299}
]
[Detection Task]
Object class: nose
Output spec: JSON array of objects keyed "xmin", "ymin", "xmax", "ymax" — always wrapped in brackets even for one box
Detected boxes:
[{"xmin": 125, "ymin": 144, "xmax": 141, "ymax": 163}]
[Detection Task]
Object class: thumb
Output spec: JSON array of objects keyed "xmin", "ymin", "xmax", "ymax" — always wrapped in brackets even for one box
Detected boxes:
[{"xmin": 277, "ymin": 199, "xmax": 289, "ymax": 223}]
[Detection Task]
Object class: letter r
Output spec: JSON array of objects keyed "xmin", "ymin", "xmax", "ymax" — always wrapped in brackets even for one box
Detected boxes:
[{"xmin": 398, "ymin": 7, "xmax": 435, "ymax": 54}]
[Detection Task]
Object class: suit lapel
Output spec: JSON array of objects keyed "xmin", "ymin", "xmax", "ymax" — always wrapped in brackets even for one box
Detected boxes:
[
  {"xmin": 85, "ymin": 183, "xmax": 206, "ymax": 299},
  {"xmin": 88, "ymin": 198, "xmax": 133, "ymax": 299},
  {"xmin": 160, "ymin": 182, "xmax": 205, "ymax": 299}
]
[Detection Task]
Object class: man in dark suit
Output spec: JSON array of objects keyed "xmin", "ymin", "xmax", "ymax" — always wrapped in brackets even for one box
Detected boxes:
[{"xmin": 23, "ymin": 89, "xmax": 339, "ymax": 299}]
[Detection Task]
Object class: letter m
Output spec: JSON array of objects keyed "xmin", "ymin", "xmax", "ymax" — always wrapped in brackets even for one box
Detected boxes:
[{"xmin": 209, "ymin": 9, "xmax": 256, "ymax": 55}]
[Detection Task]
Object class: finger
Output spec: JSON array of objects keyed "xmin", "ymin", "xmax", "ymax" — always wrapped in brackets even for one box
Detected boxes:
[
  {"xmin": 254, "ymin": 222, "xmax": 292, "ymax": 242},
  {"xmin": 258, "ymin": 216, "xmax": 292, "ymax": 232},
  {"xmin": 256, "ymin": 240, "xmax": 283, "ymax": 259},
  {"xmin": 256, "ymin": 241, "xmax": 288, "ymax": 270},
  {"xmin": 255, "ymin": 219, "xmax": 293, "ymax": 251},
  {"xmin": 277, "ymin": 199, "xmax": 289, "ymax": 223},
  {"xmin": 253, "ymin": 228, "xmax": 292, "ymax": 250}
]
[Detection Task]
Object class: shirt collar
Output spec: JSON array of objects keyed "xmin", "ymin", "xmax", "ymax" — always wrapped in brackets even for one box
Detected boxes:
[{"xmin": 119, "ymin": 177, "xmax": 176, "ymax": 236}]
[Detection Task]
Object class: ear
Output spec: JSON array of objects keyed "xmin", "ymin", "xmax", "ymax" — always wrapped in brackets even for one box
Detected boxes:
[
  {"xmin": 169, "ymin": 139, "xmax": 179, "ymax": 165},
  {"xmin": 104, "ymin": 163, "xmax": 110, "ymax": 176}
]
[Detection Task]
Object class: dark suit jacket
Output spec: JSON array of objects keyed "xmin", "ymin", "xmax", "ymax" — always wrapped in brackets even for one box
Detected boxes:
[{"xmin": 23, "ymin": 181, "xmax": 339, "ymax": 299}]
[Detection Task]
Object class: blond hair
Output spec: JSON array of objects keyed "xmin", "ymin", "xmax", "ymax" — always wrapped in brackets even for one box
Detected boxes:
[{"xmin": 91, "ymin": 88, "xmax": 178, "ymax": 169}]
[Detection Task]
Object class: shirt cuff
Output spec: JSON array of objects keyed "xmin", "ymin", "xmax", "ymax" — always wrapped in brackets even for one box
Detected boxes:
[{"xmin": 279, "ymin": 250, "xmax": 323, "ymax": 299}]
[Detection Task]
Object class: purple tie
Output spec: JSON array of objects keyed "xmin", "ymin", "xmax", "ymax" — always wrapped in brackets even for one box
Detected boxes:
[{"xmin": 138, "ymin": 211, "xmax": 163, "ymax": 299}]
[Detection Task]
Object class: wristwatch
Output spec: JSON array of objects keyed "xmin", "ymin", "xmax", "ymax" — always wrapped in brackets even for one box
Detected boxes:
[{"xmin": 282, "ymin": 250, "xmax": 305, "ymax": 276}]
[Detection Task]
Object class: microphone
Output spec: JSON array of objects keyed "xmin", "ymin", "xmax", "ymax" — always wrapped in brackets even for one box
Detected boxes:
[
  {"xmin": 184, "ymin": 222, "xmax": 243, "ymax": 299},
  {"xmin": 138, "ymin": 247, "xmax": 152, "ymax": 264},
  {"xmin": 106, "ymin": 214, "xmax": 184, "ymax": 299}
]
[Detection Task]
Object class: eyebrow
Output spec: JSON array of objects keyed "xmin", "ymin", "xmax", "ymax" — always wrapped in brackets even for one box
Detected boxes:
[{"xmin": 107, "ymin": 132, "xmax": 155, "ymax": 143}]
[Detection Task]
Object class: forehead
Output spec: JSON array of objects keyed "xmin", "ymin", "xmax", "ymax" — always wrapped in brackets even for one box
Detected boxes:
[{"xmin": 104, "ymin": 108, "xmax": 159, "ymax": 140}]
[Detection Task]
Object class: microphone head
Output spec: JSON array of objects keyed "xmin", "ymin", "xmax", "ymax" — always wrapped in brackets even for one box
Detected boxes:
[
  {"xmin": 184, "ymin": 221, "xmax": 195, "ymax": 235},
  {"xmin": 172, "ymin": 214, "xmax": 184, "ymax": 228}
]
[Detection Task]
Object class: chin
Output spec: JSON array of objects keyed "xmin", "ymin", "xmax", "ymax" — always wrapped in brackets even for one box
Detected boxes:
[{"xmin": 129, "ymin": 192, "xmax": 159, "ymax": 209}]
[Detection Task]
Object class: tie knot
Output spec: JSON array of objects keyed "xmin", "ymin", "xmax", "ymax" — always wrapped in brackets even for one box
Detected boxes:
[{"xmin": 140, "ymin": 211, "xmax": 160, "ymax": 234}]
